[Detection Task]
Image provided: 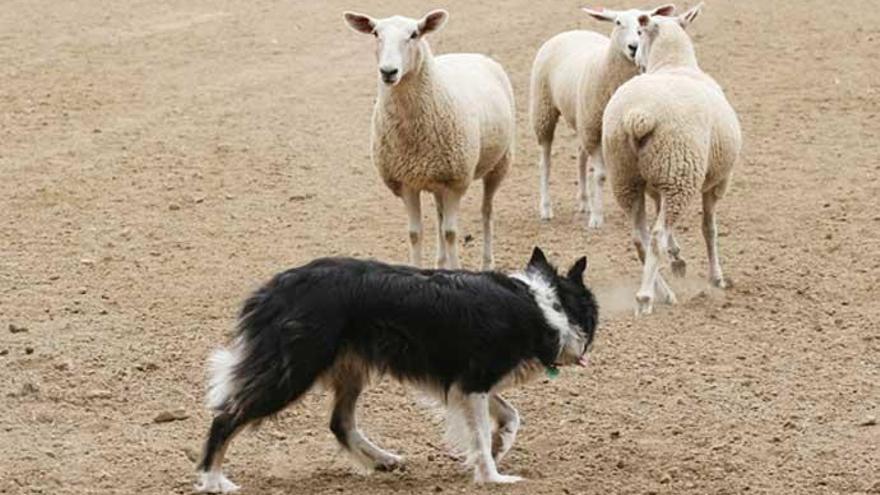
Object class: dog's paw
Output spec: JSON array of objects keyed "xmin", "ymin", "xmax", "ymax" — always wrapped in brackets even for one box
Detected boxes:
[
  {"xmin": 195, "ymin": 471, "xmax": 239, "ymax": 493},
  {"xmin": 478, "ymin": 473, "xmax": 524, "ymax": 484}
]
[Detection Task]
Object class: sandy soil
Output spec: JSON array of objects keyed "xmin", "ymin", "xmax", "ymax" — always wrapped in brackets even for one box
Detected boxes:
[{"xmin": 1, "ymin": 0, "xmax": 879, "ymax": 494}]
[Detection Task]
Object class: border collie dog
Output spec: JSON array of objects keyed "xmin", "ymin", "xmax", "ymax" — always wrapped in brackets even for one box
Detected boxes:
[{"xmin": 196, "ymin": 247, "xmax": 598, "ymax": 492}]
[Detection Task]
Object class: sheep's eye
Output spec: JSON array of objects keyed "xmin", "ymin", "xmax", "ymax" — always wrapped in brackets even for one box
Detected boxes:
[
  {"xmin": 615, "ymin": 20, "xmax": 621, "ymax": 26},
  {"xmin": 637, "ymin": 29, "xmax": 643, "ymax": 35},
  {"xmin": 410, "ymin": 31, "xmax": 418, "ymax": 40}
]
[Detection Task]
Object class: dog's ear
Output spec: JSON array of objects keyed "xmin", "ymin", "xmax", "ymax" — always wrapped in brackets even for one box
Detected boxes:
[
  {"xmin": 527, "ymin": 247, "xmax": 549, "ymax": 271},
  {"xmin": 567, "ymin": 256, "xmax": 588, "ymax": 284}
]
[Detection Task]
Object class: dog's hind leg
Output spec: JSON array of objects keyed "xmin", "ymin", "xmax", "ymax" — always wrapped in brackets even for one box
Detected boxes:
[
  {"xmin": 196, "ymin": 326, "xmax": 335, "ymax": 493},
  {"xmin": 196, "ymin": 413, "xmax": 244, "ymax": 493},
  {"xmin": 327, "ymin": 355, "xmax": 403, "ymax": 472},
  {"xmin": 489, "ymin": 394, "xmax": 519, "ymax": 464},
  {"xmin": 451, "ymin": 389, "xmax": 522, "ymax": 484}
]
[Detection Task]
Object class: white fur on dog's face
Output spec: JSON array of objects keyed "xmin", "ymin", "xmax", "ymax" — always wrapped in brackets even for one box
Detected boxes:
[
  {"xmin": 344, "ymin": 10, "xmax": 448, "ymax": 86},
  {"xmin": 511, "ymin": 269, "xmax": 589, "ymax": 367},
  {"xmin": 582, "ymin": 5, "xmax": 676, "ymax": 63}
]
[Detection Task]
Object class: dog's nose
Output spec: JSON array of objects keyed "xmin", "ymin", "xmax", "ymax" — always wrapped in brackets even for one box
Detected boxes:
[
  {"xmin": 379, "ymin": 67, "xmax": 399, "ymax": 82},
  {"xmin": 628, "ymin": 43, "xmax": 638, "ymax": 56}
]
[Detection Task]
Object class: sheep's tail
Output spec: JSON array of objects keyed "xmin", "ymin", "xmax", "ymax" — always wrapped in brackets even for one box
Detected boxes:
[
  {"xmin": 622, "ymin": 109, "xmax": 657, "ymax": 153},
  {"xmin": 205, "ymin": 279, "xmax": 337, "ymax": 420}
]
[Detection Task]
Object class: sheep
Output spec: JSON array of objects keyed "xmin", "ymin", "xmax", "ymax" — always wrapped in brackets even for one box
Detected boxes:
[
  {"xmin": 344, "ymin": 9, "xmax": 515, "ymax": 270},
  {"xmin": 529, "ymin": 4, "xmax": 675, "ymax": 228},
  {"xmin": 601, "ymin": 3, "xmax": 742, "ymax": 316}
]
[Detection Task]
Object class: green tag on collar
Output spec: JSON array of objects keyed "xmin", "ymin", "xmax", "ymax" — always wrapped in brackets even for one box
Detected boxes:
[{"xmin": 545, "ymin": 365, "xmax": 560, "ymax": 379}]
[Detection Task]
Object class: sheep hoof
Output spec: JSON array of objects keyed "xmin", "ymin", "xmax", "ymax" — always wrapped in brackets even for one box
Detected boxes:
[
  {"xmin": 587, "ymin": 214, "xmax": 603, "ymax": 229},
  {"xmin": 540, "ymin": 207, "xmax": 554, "ymax": 221},
  {"xmin": 671, "ymin": 259, "xmax": 687, "ymax": 278},
  {"xmin": 711, "ymin": 276, "xmax": 732, "ymax": 289},
  {"xmin": 635, "ymin": 293, "xmax": 654, "ymax": 316},
  {"xmin": 659, "ymin": 289, "xmax": 678, "ymax": 305}
]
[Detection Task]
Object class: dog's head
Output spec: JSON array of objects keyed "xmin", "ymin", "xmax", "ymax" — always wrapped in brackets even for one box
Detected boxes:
[{"xmin": 524, "ymin": 247, "xmax": 598, "ymax": 368}]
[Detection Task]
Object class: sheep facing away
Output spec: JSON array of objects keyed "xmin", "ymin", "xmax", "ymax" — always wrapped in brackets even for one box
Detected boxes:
[
  {"xmin": 529, "ymin": 4, "xmax": 675, "ymax": 228},
  {"xmin": 602, "ymin": 3, "xmax": 742, "ymax": 316},
  {"xmin": 344, "ymin": 10, "xmax": 515, "ymax": 270}
]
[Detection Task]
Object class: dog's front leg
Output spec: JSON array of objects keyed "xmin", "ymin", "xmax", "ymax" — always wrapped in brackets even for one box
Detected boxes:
[
  {"xmin": 457, "ymin": 391, "xmax": 523, "ymax": 484},
  {"xmin": 489, "ymin": 394, "xmax": 519, "ymax": 464}
]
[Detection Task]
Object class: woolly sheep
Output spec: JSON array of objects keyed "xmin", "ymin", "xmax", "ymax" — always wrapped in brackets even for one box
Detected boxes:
[
  {"xmin": 344, "ymin": 10, "xmax": 515, "ymax": 270},
  {"xmin": 529, "ymin": 4, "xmax": 675, "ymax": 228},
  {"xmin": 602, "ymin": 3, "xmax": 742, "ymax": 316}
]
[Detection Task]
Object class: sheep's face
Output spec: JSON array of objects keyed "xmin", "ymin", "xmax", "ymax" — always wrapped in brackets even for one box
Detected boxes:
[
  {"xmin": 635, "ymin": 17, "xmax": 661, "ymax": 71},
  {"xmin": 344, "ymin": 10, "xmax": 448, "ymax": 87},
  {"xmin": 582, "ymin": 5, "xmax": 675, "ymax": 63},
  {"xmin": 635, "ymin": 3, "xmax": 703, "ymax": 72}
]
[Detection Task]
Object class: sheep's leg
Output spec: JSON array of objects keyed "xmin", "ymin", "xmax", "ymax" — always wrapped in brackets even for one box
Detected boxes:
[
  {"xmin": 401, "ymin": 187, "xmax": 423, "ymax": 267},
  {"xmin": 631, "ymin": 194, "xmax": 676, "ymax": 307},
  {"xmin": 481, "ymin": 159, "xmax": 507, "ymax": 271},
  {"xmin": 576, "ymin": 146, "xmax": 588, "ymax": 213},
  {"xmin": 667, "ymin": 232, "xmax": 686, "ymax": 277},
  {"xmin": 587, "ymin": 148, "xmax": 606, "ymax": 229},
  {"xmin": 630, "ymin": 193, "xmax": 648, "ymax": 261},
  {"xmin": 433, "ymin": 192, "xmax": 447, "ymax": 269},
  {"xmin": 702, "ymin": 189, "xmax": 728, "ymax": 288},
  {"xmin": 538, "ymin": 141, "xmax": 554, "ymax": 221},
  {"xmin": 651, "ymin": 196, "xmax": 686, "ymax": 277},
  {"xmin": 636, "ymin": 195, "xmax": 677, "ymax": 316},
  {"xmin": 441, "ymin": 190, "xmax": 463, "ymax": 269}
]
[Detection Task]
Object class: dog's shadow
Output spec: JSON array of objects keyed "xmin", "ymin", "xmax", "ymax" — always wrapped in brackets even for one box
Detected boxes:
[
  {"xmin": 260, "ymin": 464, "xmax": 470, "ymax": 493},
  {"xmin": 255, "ymin": 457, "xmax": 538, "ymax": 493}
]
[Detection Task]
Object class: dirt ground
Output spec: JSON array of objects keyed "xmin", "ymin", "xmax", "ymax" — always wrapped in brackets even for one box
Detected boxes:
[{"xmin": 1, "ymin": 0, "xmax": 878, "ymax": 493}]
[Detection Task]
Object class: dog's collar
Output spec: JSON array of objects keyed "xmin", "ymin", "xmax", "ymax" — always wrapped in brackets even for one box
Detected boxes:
[{"xmin": 545, "ymin": 365, "xmax": 560, "ymax": 379}]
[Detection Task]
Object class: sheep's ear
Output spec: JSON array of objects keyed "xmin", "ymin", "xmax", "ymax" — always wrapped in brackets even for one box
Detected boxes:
[
  {"xmin": 678, "ymin": 2, "xmax": 703, "ymax": 29},
  {"xmin": 567, "ymin": 257, "xmax": 588, "ymax": 284},
  {"xmin": 650, "ymin": 4, "xmax": 676, "ymax": 17},
  {"xmin": 638, "ymin": 14, "xmax": 651, "ymax": 27},
  {"xmin": 581, "ymin": 7, "xmax": 617, "ymax": 22},
  {"xmin": 343, "ymin": 11, "xmax": 376, "ymax": 35},
  {"xmin": 418, "ymin": 9, "xmax": 448, "ymax": 36}
]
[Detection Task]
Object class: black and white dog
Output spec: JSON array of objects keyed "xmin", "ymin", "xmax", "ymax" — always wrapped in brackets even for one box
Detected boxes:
[{"xmin": 196, "ymin": 247, "xmax": 598, "ymax": 492}]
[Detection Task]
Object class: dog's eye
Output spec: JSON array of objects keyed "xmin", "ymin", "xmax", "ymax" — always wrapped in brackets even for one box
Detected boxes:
[{"xmin": 552, "ymin": 303, "xmax": 562, "ymax": 312}]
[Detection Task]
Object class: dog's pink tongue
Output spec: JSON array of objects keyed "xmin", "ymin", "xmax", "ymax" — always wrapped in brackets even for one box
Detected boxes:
[{"xmin": 577, "ymin": 356, "xmax": 589, "ymax": 368}]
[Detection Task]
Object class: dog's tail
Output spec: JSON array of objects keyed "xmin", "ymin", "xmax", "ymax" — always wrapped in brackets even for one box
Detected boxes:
[{"xmin": 205, "ymin": 277, "xmax": 338, "ymax": 420}]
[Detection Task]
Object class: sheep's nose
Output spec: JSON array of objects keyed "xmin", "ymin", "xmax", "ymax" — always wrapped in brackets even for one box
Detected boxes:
[
  {"xmin": 628, "ymin": 43, "xmax": 638, "ymax": 56},
  {"xmin": 379, "ymin": 67, "xmax": 399, "ymax": 82}
]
